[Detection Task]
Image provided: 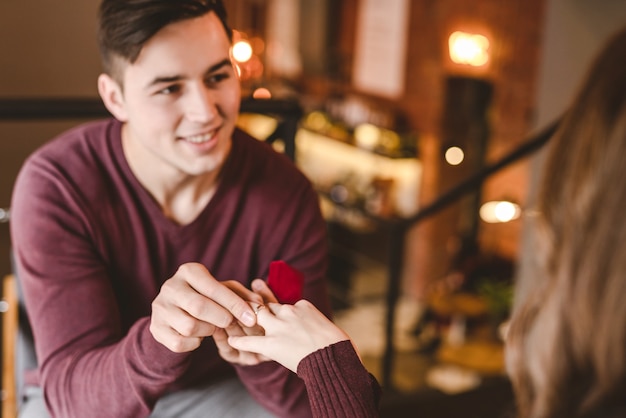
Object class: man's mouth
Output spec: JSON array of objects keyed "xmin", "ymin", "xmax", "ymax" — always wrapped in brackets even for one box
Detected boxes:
[{"xmin": 183, "ymin": 131, "xmax": 215, "ymax": 144}]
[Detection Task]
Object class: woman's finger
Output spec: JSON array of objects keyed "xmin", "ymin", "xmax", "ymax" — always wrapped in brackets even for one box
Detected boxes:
[
  {"xmin": 265, "ymin": 302, "xmax": 282, "ymax": 315},
  {"xmin": 228, "ymin": 334, "xmax": 268, "ymax": 354},
  {"xmin": 253, "ymin": 302, "xmax": 284, "ymax": 330}
]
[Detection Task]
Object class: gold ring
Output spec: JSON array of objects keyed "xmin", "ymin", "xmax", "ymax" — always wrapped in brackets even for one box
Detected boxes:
[{"xmin": 253, "ymin": 304, "xmax": 266, "ymax": 315}]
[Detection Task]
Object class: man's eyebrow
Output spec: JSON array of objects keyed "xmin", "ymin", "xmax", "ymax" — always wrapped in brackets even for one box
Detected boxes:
[
  {"xmin": 145, "ymin": 58, "xmax": 233, "ymax": 90},
  {"xmin": 146, "ymin": 75, "xmax": 183, "ymax": 89},
  {"xmin": 207, "ymin": 58, "xmax": 233, "ymax": 73}
]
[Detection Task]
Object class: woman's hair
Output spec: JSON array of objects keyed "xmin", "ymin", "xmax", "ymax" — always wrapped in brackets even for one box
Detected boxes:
[
  {"xmin": 506, "ymin": 25, "xmax": 626, "ymax": 418},
  {"xmin": 97, "ymin": 0, "xmax": 231, "ymax": 82}
]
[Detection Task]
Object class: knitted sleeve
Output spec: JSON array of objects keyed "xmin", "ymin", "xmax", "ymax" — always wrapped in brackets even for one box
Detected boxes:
[{"xmin": 297, "ymin": 340, "xmax": 382, "ymax": 418}]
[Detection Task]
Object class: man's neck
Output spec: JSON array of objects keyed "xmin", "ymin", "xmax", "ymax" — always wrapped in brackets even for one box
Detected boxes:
[
  {"xmin": 159, "ymin": 175, "xmax": 220, "ymax": 225},
  {"xmin": 121, "ymin": 126, "xmax": 223, "ymax": 225}
]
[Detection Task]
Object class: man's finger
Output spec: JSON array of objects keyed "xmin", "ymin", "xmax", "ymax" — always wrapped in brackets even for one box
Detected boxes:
[
  {"xmin": 251, "ymin": 279, "xmax": 279, "ymax": 304},
  {"xmin": 223, "ymin": 280, "xmax": 264, "ymax": 304},
  {"xmin": 151, "ymin": 324, "xmax": 203, "ymax": 353},
  {"xmin": 179, "ymin": 263, "xmax": 256, "ymax": 327}
]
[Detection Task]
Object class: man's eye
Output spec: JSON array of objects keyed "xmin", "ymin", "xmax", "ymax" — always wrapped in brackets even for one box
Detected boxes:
[
  {"xmin": 157, "ymin": 85, "xmax": 180, "ymax": 95},
  {"xmin": 206, "ymin": 73, "xmax": 229, "ymax": 85}
]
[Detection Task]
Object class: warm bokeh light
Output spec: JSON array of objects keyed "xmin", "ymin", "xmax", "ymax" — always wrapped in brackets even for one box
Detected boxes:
[
  {"xmin": 232, "ymin": 40, "xmax": 253, "ymax": 63},
  {"xmin": 233, "ymin": 63, "xmax": 242, "ymax": 78},
  {"xmin": 252, "ymin": 87, "xmax": 272, "ymax": 99},
  {"xmin": 479, "ymin": 201, "xmax": 521, "ymax": 223},
  {"xmin": 354, "ymin": 123, "xmax": 380, "ymax": 150},
  {"xmin": 449, "ymin": 31, "xmax": 490, "ymax": 66},
  {"xmin": 445, "ymin": 146, "xmax": 464, "ymax": 165},
  {"xmin": 249, "ymin": 37, "xmax": 265, "ymax": 54},
  {"xmin": 304, "ymin": 111, "xmax": 331, "ymax": 132},
  {"xmin": 0, "ymin": 207, "xmax": 9, "ymax": 223}
]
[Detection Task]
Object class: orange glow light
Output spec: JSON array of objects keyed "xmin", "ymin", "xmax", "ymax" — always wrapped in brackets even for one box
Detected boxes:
[
  {"xmin": 448, "ymin": 31, "xmax": 490, "ymax": 67},
  {"xmin": 252, "ymin": 88, "xmax": 272, "ymax": 99},
  {"xmin": 232, "ymin": 40, "xmax": 253, "ymax": 63},
  {"xmin": 479, "ymin": 201, "xmax": 521, "ymax": 223}
]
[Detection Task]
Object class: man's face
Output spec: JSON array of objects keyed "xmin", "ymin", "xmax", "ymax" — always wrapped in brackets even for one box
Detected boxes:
[{"xmin": 116, "ymin": 12, "xmax": 241, "ymax": 178}]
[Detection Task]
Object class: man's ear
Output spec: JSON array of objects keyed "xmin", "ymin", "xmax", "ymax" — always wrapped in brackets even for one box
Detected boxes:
[{"xmin": 98, "ymin": 73, "xmax": 128, "ymax": 122}]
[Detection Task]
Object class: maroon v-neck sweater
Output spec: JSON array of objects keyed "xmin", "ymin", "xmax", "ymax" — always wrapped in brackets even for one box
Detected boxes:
[{"xmin": 11, "ymin": 118, "xmax": 330, "ymax": 418}]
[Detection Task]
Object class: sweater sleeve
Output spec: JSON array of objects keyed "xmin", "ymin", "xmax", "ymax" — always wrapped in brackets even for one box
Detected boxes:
[{"xmin": 297, "ymin": 341, "xmax": 382, "ymax": 418}]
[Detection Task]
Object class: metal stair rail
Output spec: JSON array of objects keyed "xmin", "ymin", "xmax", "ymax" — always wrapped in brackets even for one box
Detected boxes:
[{"xmin": 380, "ymin": 117, "xmax": 561, "ymax": 388}]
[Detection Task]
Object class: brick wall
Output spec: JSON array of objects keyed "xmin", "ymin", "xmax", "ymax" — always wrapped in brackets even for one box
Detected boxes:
[{"xmin": 301, "ymin": 0, "xmax": 547, "ymax": 297}]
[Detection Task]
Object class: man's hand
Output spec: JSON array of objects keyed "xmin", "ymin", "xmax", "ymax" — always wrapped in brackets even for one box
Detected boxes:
[
  {"xmin": 213, "ymin": 310, "xmax": 267, "ymax": 365},
  {"xmin": 212, "ymin": 278, "xmax": 280, "ymax": 365},
  {"xmin": 149, "ymin": 262, "xmax": 260, "ymax": 353}
]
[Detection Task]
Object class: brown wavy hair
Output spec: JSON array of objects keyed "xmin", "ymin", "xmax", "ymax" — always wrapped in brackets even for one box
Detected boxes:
[
  {"xmin": 97, "ymin": 0, "xmax": 231, "ymax": 83},
  {"xmin": 506, "ymin": 25, "xmax": 626, "ymax": 418}
]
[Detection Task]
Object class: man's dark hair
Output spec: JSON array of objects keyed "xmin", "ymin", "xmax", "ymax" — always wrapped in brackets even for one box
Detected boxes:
[{"xmin": 98, "ymin": 0, "xmax": 232, "ymax": 80}]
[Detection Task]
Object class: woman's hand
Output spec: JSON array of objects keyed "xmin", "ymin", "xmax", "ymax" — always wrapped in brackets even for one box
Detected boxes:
[{"xmin": 228, "ymin": 280, "xmax": 351, "ymax": 373}]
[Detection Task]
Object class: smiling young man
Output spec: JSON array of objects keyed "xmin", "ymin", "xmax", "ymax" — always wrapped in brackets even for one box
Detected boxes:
[{"xmin": 10, "ymin": 1, "xmax": 330, "ymax": 417}]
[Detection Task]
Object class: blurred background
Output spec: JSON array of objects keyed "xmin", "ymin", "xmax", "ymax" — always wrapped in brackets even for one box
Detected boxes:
[{"xmin": 1, "ymin": 1, "xmax": 625, "ymax": 416}]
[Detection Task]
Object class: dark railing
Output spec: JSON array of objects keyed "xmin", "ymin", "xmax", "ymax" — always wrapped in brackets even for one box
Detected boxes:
[
  {"xmin": 0, "ymin": 96, "xmax": 560, "ymax": 390},
  {"xmin": 380, "ymin": 117, "xmax": 560, "ymax": 387},
  {"xmin": 0, "ymin": 96, "xmax": 303, "ymax": 120},
  {"xmin": 0, "ymin": 96, "xmax": 303, "ymax": 160},
  {"xmin": 0, "ymin": 98, "xmax": 110, "ymax": 120}
]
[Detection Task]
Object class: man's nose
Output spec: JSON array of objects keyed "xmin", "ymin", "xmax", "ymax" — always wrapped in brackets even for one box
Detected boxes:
[{"xmin": 184, "ymin": 84, "xmax": 217, "ymax": 123}]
